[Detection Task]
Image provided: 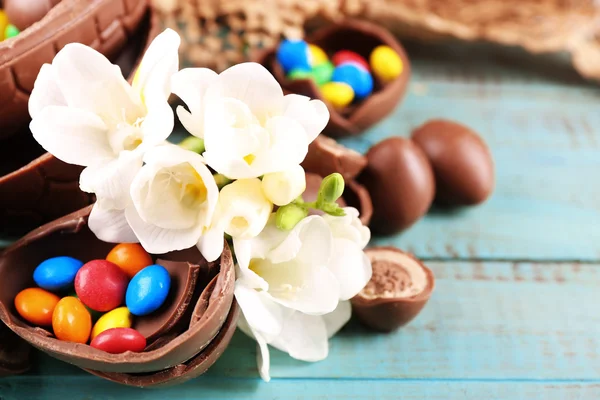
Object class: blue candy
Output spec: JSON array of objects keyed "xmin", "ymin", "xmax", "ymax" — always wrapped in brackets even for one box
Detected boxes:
[
  {"xmin": 276, "ymin": 39, "xmax": 311, "ymax": 74},
  {"xmin": 126, "ymin": 265, "xmax": 171, "ymax": 316},
  {"xmin": 33, "ymin": 256, "xmax": 84, "ymax": 291},
  {"xmin": 331, "ymin": 63, "xmax": 374, "ymax": 100}
]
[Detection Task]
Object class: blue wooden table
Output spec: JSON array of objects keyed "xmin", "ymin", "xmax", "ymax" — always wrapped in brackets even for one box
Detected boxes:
[{"xmin": 2, "ymin": 41, "xmax": 600, "ymax": 399}]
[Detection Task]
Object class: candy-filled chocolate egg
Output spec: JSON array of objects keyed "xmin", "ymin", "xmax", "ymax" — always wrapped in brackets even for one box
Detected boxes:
[
  {"xmin": 351, "ymin": 247, "xmax": 435, "ymax": 332},
  {"xmin": 4, "ymin": 0, "xmax": 62, "ymax": 31},
  {"xmin": 411, "ymin": 119, "xmax": 495, "ymax": 206},
  {"xmin": 359, "ymin": 137, "xmax": 435, "ymax": 235}
]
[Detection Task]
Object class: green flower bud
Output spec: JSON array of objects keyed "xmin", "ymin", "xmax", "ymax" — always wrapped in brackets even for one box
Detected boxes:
[
  {"xmin": 179, "ymin": 136, "xmax": 205, "ymax": 154},
  {"xmin": 276, "ymin": 204, "xmax": 308, "ymax": 231},
  {"xmin": 213, "ymin": 174, "xmax": 232, "ymax": 189},
  {"xmin": 317, "ymin": 173, "xmax": 345, "ymax": 206}
]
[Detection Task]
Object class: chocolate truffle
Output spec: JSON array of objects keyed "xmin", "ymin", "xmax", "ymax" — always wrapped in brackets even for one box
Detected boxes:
[
  {"xmin": 4, "ymin": 0, "xmax": 62, "ymax": 31},
  {"xmin": 0, "ymin": 206, "xmax": 236, "ymax": 384},
  {"xmin": 302, "ymin": 136, "xmax": 368, "ymax": 180},
  {"xmin": 359, "ymin": 137, "xmax": 435, "ymax": 235},
  {"xmin": 411, "ymin": 119, "xmax": 495, "ymax": 206},
  {"xmin": 257, "ymin": 19, "xmax": 411, "ymax": 138},
  {"xmin": 351, "ymin": 247, "xmax": 435, "ymax": 332}
]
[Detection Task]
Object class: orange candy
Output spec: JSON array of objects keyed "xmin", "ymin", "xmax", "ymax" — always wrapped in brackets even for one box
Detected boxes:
[
  {"xmin": 52, "ymin": 297, "xmax": 92, "ymax": 343},
  {"xmin": 14, "ymin": 288, "xmax": 60, "ymax": 326},
  {"xmin": 106, "ymin": 243, "xmax": 153, "ymax": 278}
]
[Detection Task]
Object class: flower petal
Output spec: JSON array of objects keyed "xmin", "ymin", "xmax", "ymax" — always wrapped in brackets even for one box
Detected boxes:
[
  {"xmin": 132, "ymin": 28, "xmax": 180, "ymax": 103},
  {"xmin": 139, "ymin": 100, "xmax": 174, "ymax": 150},
  {"xmin": 328, "ymin": 238, "xmax": 372, "ymax": 301},
  {"xmin": 261, "ymin": 165, "xmax": 306, "ymax": 206},
  {"xmin": 281, "ymin": 94, "xmax": 329, "ymax": 143},
  {"xmin": 28, "ymin": 64, "xmax": 66, "ymax": 119},
  {"xmin": 253, "ymin": 116, "xmax": 309, "ymax": 174},
  {"xmin": 171, "ymin": 68, "xmax": 218, "ymax": 138},
  {"xmin": 88, "ymin": 203, "xmax": 138, "ymax": 243},
  {"xmin": 270, "ymin": 312, "xmax": 329, "ymax": 362},
  {"xmin": 323, "ymin": 300, "xmax": 351, "ymax": 338},
  {"xmin": 79, "ymin": 151, "xmax": 142, "ymax": 209},
  {"xmin": 237, "ymin": 314, "xmax": 273, "ymax": 383},
  {"xmin": 52, "ymin": 43, "xmax": 142, "ymax": 126},
  {"xmin": 235, "ymin": 285, "xmax": 287, "ymax": 338},
  {"xmin": 196, "ymin": 226, "xmax": 224, "ymax": 263},
  {"xmin": 205, "ymin": 62, "xmax": 284, "ymax": 120},
  {"xmin": 124, "ymin": 205, "xmax": 204, "ymax": 254},
  {"xmin": 30, "ymin": 106, "xmax": 113, "ymax": 166}
]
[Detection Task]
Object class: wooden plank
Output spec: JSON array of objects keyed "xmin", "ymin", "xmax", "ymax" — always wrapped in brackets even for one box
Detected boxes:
[
  {"xmin": 7, "ymin": 261, "xmax": 600, "ymax": 385},
  {"xmin": 335, "ymin": 47, "xmax": 600, "ymax": 261},
  {"xmin": 2, "ymin": 377, "xmax": 600, "ymax": 400}
]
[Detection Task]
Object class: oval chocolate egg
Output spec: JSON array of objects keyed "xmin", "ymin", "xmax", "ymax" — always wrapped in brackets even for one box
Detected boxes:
[
  {"xmin": 4, "ymin": 0, "xmax": 62, "ymax": 31},
  {"xmin": 359, "ymin": 137, "xmax": 435, "ymax": 235},
  {"xmin": 411, "ymin": 119, "xmax": 495, "ymax": 206}
]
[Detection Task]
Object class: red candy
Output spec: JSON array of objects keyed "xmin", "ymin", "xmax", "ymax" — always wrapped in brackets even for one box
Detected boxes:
[
  {"xmin": 332, "ymin": 50, "xmax": 370, "ymax": 71},
  {"xmin": 75, "ymin": 260, "xmax": 128, "ymax": 312},
  {"xmin": 90, "ymin": 328, "xmax": 147, "ymax": 354}
]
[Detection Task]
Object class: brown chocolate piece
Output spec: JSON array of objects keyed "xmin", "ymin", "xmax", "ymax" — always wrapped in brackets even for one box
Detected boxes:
[
  {"xmin": 0, "ymin": 0, "xmax": 148, "ymax": 140},
  {"xmin": 359, "ymin": 137, "xmax": 435, "ymax": 235},
  {"xmin": 411, "ymin": 119, "xmax": 495, "ymax": 206},
  {"xmin": 351, "ymin": 247, "xmax": 435, "ymax": 332},
  {"xmin": 4, "ymin": 0, "xmax": 63, "ymax": 31},
  {"xmin": 302, "ymin": 136, "xmax": 367, "ymax": 180},
  {"xmin": 0, "ymin": 205, "xmax": 236, "ymax": 377},
  {"xmin": 86, "ymin": 301, "xmax": 240, "ymax": 388},
  {"xmin": 257, "ymin": 19, "xmax": 411, "ymax": 138},
  {"xmin": 304, "ymin": 172, "xmax": 372, "ymax": 226},
  {"xmin": 0, "ymin": 322, "xmax": 31, "ymax": 377},
  {"xmin": 134, "ymin": 260, "xmax": 201, "ymax": 342}
]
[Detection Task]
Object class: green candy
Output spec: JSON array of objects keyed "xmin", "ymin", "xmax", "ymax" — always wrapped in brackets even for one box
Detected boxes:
[
  {"xmin": 311, "ymin": 61, "xmax": 334, "ymax": 86},
  {"xmin": 4, "ymin": 24, "xmax": 19, "ymax": 39},
  {"xmin": 287, "ymin": 68, "xmax": 313, "ymax": 81}
]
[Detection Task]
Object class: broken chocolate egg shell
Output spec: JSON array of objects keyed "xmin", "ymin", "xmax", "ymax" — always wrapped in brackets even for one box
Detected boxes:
[
  {"xmin": 0, "ymin": 321, "xmax": 31, "ymax": 377},
  {"xmin": 257, "ymin": 19, "xmax": 411, "ymax": 138},
  {"xmin": 304, "ymin": 172, "xmax": 373, "ymax": 225},
  {"xmin": 411, "ymin": 119, "xmax": 495, "ymax": 206},
  {"xmin": 302, "ymin": 136, "xmax": 367, "ymax": 180},
  {"xmin": 0, "ymin": 4, "xmax": 160, "ymax": 238},
  {"xmin": 0, "ymin": 205, "xmax": 236, "ymax": 376},
  {"xmin": 359, "ymin": 136, "xmax": 435, "ymax": 235},
  {"xmin": 351, "ymin": 247, "xmax": 435, "ymax": 332},
  {"xmin": 0, "ymin": 0, "xmax": 149, "ymax": 140}
]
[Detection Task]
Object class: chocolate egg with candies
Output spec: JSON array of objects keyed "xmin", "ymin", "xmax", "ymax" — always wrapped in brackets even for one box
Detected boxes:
[
  {"xmin": 91, "ymin": 328, "xmax": 146, "ymax": 354},
  {"xmin": 33, "ymin": 256, "xmax": 83, "ymax": 291},
  {"xmin": 126, "ymin": 265, "xmax": 171, "ymax": 316}
]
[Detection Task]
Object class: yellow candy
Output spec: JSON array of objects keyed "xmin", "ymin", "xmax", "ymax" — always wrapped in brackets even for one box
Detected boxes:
[
  {"xmin": 309, "ymin": 44, "xmax": 328, "ymax": 66},
  {"xmin": 370, "ymin": 45, "xmax": 403, "ymax": 83},
  {"xmin": 320, "ymin": 82, "xmax": 354, "ymax": 109},
  {"xmin": 91, "ymin": 307, "xmax": 132, "ymax": 340},
  {"xmin": 0, "ymin": 11, "xmax": 8, "ymax": 41}
]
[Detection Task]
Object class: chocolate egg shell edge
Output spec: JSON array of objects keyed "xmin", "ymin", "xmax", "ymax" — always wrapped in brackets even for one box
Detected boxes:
[
  {"xmin": 0, "ymin": 205, "xmax": 236, "ymax": 378},
  {"xmin": 256, "ymin": 18, "xmax": 411, "ymax": 138}
]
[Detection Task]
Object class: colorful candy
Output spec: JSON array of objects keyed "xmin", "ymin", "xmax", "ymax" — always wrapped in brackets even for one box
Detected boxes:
[
  {"xmin": 332, "ymin": 63, "xmax": 373, "ymax": 100},
  {"xmin": 370, "ymin": 45, "xmax": 403, "ymax": 83},
  {"xmin": 90, "ymin": 328, "xmax": 146, "ymax": 354},
  {"xmin": 332, "ymin": 50, "xmax": 370, "ymax": 71},
  {"xmin": 312, "ymin": 61, "xmax": 334, "ymax": 86},
  {"xmin": 14, "ymin": 288, "xmax": 60, "ymax": 326},
  {"xmin": 309, "ymin": 44, "xmax": 328, "ymax": 66},
  {"xmin": 75, "ymin": 260, "xmax": 128, "ymax": 312},
  {"xmin": 321, "ymin": 82, "xmax": 354, "ymax": 109},
  {"xmin": 276, "ymin": 39, "xmax": 311, "ymax": 73},
  {"xmin": 91, "ymin": 307, "xmax": 132, "ymax": 340},
  {"xmin": 52, "ymin": 297, "xmax": 92, "ymax": 343},
  {"xmin": 0, "ymin": 11, "xmax": 8, "ymax": 41},
  {"xmin": 4, "ymin": 24, "xmax": 18, "ymax": 39},
  {"xmin": 33, "ymin": 256, "xmax": 83, "ymax": 291},
  {"xmin": 126, "ymin": 265, "xmax": 171, "ymax": 316},
  {"xmin": 287, "ymin": 68, "xmax": 312, "ymax": 81},
  {"xmin": 106, "ymin": 243, "xmax": 153, "ymax": 278}
]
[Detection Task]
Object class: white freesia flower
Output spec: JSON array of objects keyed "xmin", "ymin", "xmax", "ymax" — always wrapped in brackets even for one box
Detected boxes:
[
  {"xmin": 29, "ymin": 28, "xmax": 180, "ymax": 211},
  {"xmin": 234, "ymin": 213, "xmax": 372, "ymax": 381},
  {"xmin": 197, "ymin": 179, "xmax": 273, "ymax": 262},
  {"xmin": 91, "ymin": 144, "xmax": 219, "ymax": 256},
  {"xmin": 261, "ymin": 165, "xmax": 306, "ymax": 206},
  {"xmin": 171, "ymin": 62, "xmax": 329, "ymax": 180}
]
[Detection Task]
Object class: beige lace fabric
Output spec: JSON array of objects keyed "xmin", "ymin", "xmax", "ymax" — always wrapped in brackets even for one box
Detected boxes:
[{"xmin": 150, "ymin": 0, "xmax": 600, "ymax": 80}]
